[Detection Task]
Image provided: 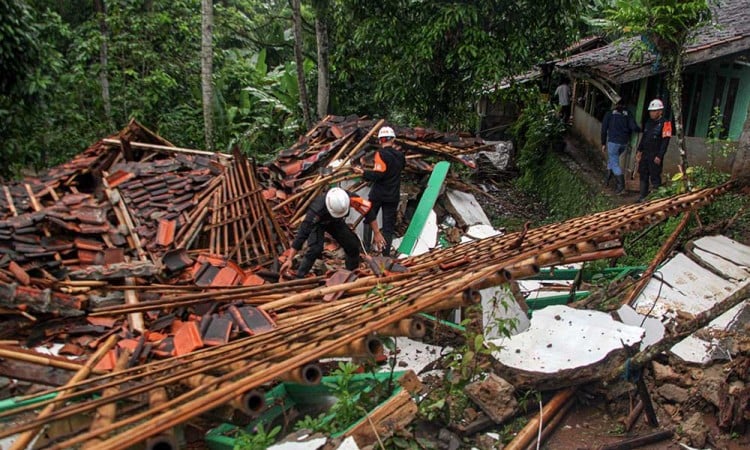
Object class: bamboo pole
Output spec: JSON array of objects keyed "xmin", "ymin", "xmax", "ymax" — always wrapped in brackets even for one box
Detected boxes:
[
  {"xmin": 123, "ymin": 277, "xmax": 145, "ymax": 333},
  {"xmin": 9, "ymin": 335, "xmax": 118, "ymax": 450},
  {"xmin": 523, "ymin": 392, "xmax": 575, "ymax": 450},
  {"xmin": 102, "ymin": 138, "xmax": 232, "ymax": 160},
  {"xmin": 504, "ymin": 388, "xmax": 577, "ymax": 450},
  {"xmin": 0, "ymin": 347, "xmax": 104, "ymax": 374},
  {"xmin": 622, "ymin": 212, "xmax": 692, "ymax": 306},
  {"xmin": 82, "ymin": 350, "xmax": 130, "ymax": 449},
  {"xmin": 144, "ymin": 387, "xmax": 179, "ymax": 450}
]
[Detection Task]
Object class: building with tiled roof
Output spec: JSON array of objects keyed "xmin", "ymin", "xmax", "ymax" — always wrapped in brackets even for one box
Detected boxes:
[{"xmin": 556, "ymin": 0, "xmax": 750, "ymax": 175}]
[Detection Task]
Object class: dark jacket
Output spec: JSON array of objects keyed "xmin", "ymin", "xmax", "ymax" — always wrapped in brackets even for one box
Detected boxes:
[
  {"xmin": 601, "ymin": 109, "xmax": 640, "ymax": 145},
  {"xmin": 638, "ymin": 116, "xmax": 672, "ymax": 160},
  {"xmin": 291, "ymin": 191, "xmax": 369, "ymax": 251},
  {"xmin": 363, "ymin": 145, "xmax": 405, "ymax": 203}
]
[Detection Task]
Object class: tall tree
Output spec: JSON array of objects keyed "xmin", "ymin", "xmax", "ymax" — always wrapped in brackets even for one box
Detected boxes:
[
  {"xmin": 201, "ymin": 0, "xmax": 215, "ymax": 150},
  {"xmin": 328, "ymin": 0, "xmax": 585, "ymax": 129},
  {"xmin": 312, "ymin": 0, "xmax": 330, "ymax": 119},
  {"xmin": 94, "ymin": 0, "xmax": 113, "ymax": 129},
  {"xmin": 291, "ymin": 0, "xmax": 312, "ymax": 128},
  {"xmin": 607, "ymin": 0, "xmax": 713, "ymax": 172}
]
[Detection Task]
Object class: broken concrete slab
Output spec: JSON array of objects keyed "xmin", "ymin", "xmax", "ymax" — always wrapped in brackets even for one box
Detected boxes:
[
  {"xmin": 693, "ymin": 235, "xmax": 750, "ymax": 270},
  {"xmin": 669, "ymin": 300, "xmax": 750, "ymax": 364},
  {"xmin": 480, "ymin": 286, "xmax": 530, "ymax": 339},
  {"xmin": 633, "ymin": 253, "xmax": 735, "ymax": 320},
  {"xmin": 489, "ymin": 305, "xmax": 644, "ymax": 389},
  {"xmin": 617, "ymin": 304, "xmax": 665, "ymax": 349},
  {"xmin": 465, "ymin": 224, "xmax": 502, "ymax": 240},
  {"xmin": 629, "ymin": 236, "xmax": 750, "ymax": 364},
  {"xmin": 444, "ymin": 189, "xmax": 491, "ymax": 228}
]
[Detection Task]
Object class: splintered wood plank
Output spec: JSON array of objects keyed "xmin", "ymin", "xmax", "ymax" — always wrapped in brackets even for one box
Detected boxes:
[
  {"xmin": 3, "ymin": 185, "xmax": 18, "ymax": 216},
  {"xmin": 346, "ymin": 389, "xmax": 417, "ymax": 448}
]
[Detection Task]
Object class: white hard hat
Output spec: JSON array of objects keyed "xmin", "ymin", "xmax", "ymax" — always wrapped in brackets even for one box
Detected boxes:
[
  {"xmin": 325, "ymin": 187, "xmax": 350, "ymax": 218},
  {"xmin": 377, "ymin": 126, "xmax": 396, "ymax": 139},
  {"xmin": 647, "ymin": 99, "xmax": 664, "ymax": 111}
]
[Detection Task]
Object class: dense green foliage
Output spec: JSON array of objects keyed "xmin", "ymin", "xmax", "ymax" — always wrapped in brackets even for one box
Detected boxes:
[
  {"xmin": 1, "ymin": 0, "xmax": 586, "ymax": 179},
  {"xmin": 0, "ymin": 0, "xmax": 306, "ymax": 177},
  {"xmin": 509, "ymin": 94, "xmax": 612, "ymax": 221},
  {"xmin": 330, "ymin": 0, "xmax": 586, "ymax": 130}
]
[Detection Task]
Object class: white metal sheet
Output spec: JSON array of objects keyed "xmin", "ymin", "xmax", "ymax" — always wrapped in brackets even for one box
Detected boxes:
[{"xmin": 693, "ymin": 235, "xmax": 750, "ymax": 268}]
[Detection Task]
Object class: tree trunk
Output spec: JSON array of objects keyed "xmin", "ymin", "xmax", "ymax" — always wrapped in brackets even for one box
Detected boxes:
[
  {"xmin": 667, "ymin": 50, "xmax": 687, "ymax": 174},
  {"xmin": 291, "ymin": 0, "xmax": 312, "ymax": 129},
  {"xmin": 314, "ymin": 1, "xmax": 330, "ymax": 119},
  {"xmin": 94, "ymin": 0, "xmax": 113, "ymax": 129},
  {"xmin": 201, "ymin": 0, "xmax": 215, "ymax": 151}
]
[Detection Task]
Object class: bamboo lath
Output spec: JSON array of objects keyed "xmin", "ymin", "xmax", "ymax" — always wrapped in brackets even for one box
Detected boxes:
[{"xmin": 0, "ymin": 182, "xmax": 735, "ymax": 449}]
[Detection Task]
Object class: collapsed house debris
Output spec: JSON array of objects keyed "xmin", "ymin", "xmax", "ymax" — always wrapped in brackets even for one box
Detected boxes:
[{"xmin": 0, "ymin": 116, "xmax": 748, "ymax": 449}]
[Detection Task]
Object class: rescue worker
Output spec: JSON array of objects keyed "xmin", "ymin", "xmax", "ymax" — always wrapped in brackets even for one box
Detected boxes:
[
  {"xmin": 636, "ymin": 99, "xmax": 672, "ymax": 203},
  {"xmin": 279, "ymin": 187, "xmax": 385, "ymax": 278},
  {"xmin": 352, "ymin": 126, "xmax": 405, "ymax": 257},
  {"xmin": 601, "ymin": 99, "xmax": 640, "ymax": 194}
]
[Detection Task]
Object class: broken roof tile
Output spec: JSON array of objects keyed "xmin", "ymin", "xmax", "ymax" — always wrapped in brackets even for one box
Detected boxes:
[
  {"xmin": 73, "ymin": 206, "xmax": 108, "ymax": 225},
  {"xmin": 228, "ymin": 305, "xmax": 276, "ymax": 336},
  {"xmin": 202, "ymin": 315, "xmax": 232, "ymax": 346},
  {"xmin": 94, "ymin": 349, "xmax": 118, "ymax": 372},
  {"xmin": 173, "ymin": 321, "xmax": 202, "ymax": 356},
  {"xmin": 74, "ymin": 237, "xmax": 105, "ymax": 251},
  {"xmin": 8, "ymin": 261, "xmax": 31, "ymax": 285},
  {"xmin": 106, "ymin": 170, "xmax": 136, "ymax": 189},
  {"xmin": 156, "ymin": 219, "xmax": 176, "ymax": 247}
]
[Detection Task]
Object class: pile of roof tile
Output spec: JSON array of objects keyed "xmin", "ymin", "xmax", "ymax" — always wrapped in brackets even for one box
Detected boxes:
[{"xmin": 0, "ymin": 115, "xmax": 493, "ymax": 359}]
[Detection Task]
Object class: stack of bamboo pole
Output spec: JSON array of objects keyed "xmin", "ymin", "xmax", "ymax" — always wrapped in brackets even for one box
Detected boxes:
[
  {"xmin": 205, "ymin": 151, "xmax": 287, "ymax": 267},
  {"xmin": 0, "ymin": 182, "xmax": 734, "ymax": 449}
]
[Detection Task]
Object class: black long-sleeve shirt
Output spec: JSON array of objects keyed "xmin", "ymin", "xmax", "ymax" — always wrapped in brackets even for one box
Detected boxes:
[
  {"xmin": 638, "ymin": 116, "xmax": 672, "ymax": 160},
  {"xmin": 363, "ymin": 145, "xmax": 405, "ymax": 203},
  {"xmin": 291, "ymin": 191, "xmax": 369, "ymax": 251}
]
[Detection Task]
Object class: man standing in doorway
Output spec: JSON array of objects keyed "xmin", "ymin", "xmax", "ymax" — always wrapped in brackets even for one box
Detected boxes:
[
  {"xmin": 636, "ymin": 99, "xmax": 672, "ymax": 202},
  {"xmin": 353, "ymin": 125, "xmax": 405, "ymax": 257},
  {"xmin": 554, "ymin": 79, "xmax": 572, "ymax": 122},
  {"xmin": 601, "ymin": 99, "xmax": 640, "ymax": 194}
]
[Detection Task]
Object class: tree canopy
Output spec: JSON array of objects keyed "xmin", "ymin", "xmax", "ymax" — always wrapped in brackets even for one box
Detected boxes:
[{"xmin": 1, "ymin": 0, "xmax": 586, "ymax": 178}]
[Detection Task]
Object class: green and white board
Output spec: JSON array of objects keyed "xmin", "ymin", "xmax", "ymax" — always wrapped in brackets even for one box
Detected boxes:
[{"xmin": 397, "ymin": 161, "xmax": 450, "ymax": 256}]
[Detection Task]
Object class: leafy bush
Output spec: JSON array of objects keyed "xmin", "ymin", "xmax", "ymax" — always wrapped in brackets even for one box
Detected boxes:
[{"xmin": 509, "ymin": 96, "xmax": 611, "ymax": 222}]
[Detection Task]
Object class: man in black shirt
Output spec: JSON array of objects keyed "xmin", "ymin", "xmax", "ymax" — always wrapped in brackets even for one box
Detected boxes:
[
  {"xmin": 636, "ymin": 99, "xmax": 672, "ymax": 202},
  {"xmin": 280, "ymin": 187, "xmax": 384, "ymax": 278},
  {"xmin": 353, "ymin": 126, "xmax": 405, "ymax": 256},
  {"xmin": 601, "ymin": 99, "xmax": 640, "ymax": 194}
]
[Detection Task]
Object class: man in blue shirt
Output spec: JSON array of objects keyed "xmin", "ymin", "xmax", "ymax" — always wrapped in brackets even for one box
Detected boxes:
[{"xmin": 601, "ymin": 99, "xmax": 640, "ymax": 194}]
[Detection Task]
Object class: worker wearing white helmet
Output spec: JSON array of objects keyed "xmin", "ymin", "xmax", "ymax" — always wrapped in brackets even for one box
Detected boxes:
[
  {"xmin": 280, "ymin": 187, "xmax": 381, "ymax": 278},
  {"xmin": 352, "ymin": 125, "xmax": 405, "ymax": 256},
  {"xmin": 636, "ymin": 98, "xmax": 672, "ymax": 202}
]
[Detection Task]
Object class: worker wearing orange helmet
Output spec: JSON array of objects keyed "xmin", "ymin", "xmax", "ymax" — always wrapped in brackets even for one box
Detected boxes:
[
  {"xmin": 636, "ymin": 99, "xmax": 672, "ymax": 203},
  {"xmin": 352, "ymin": 125, "xmax": 405, "ymax": 256}
]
